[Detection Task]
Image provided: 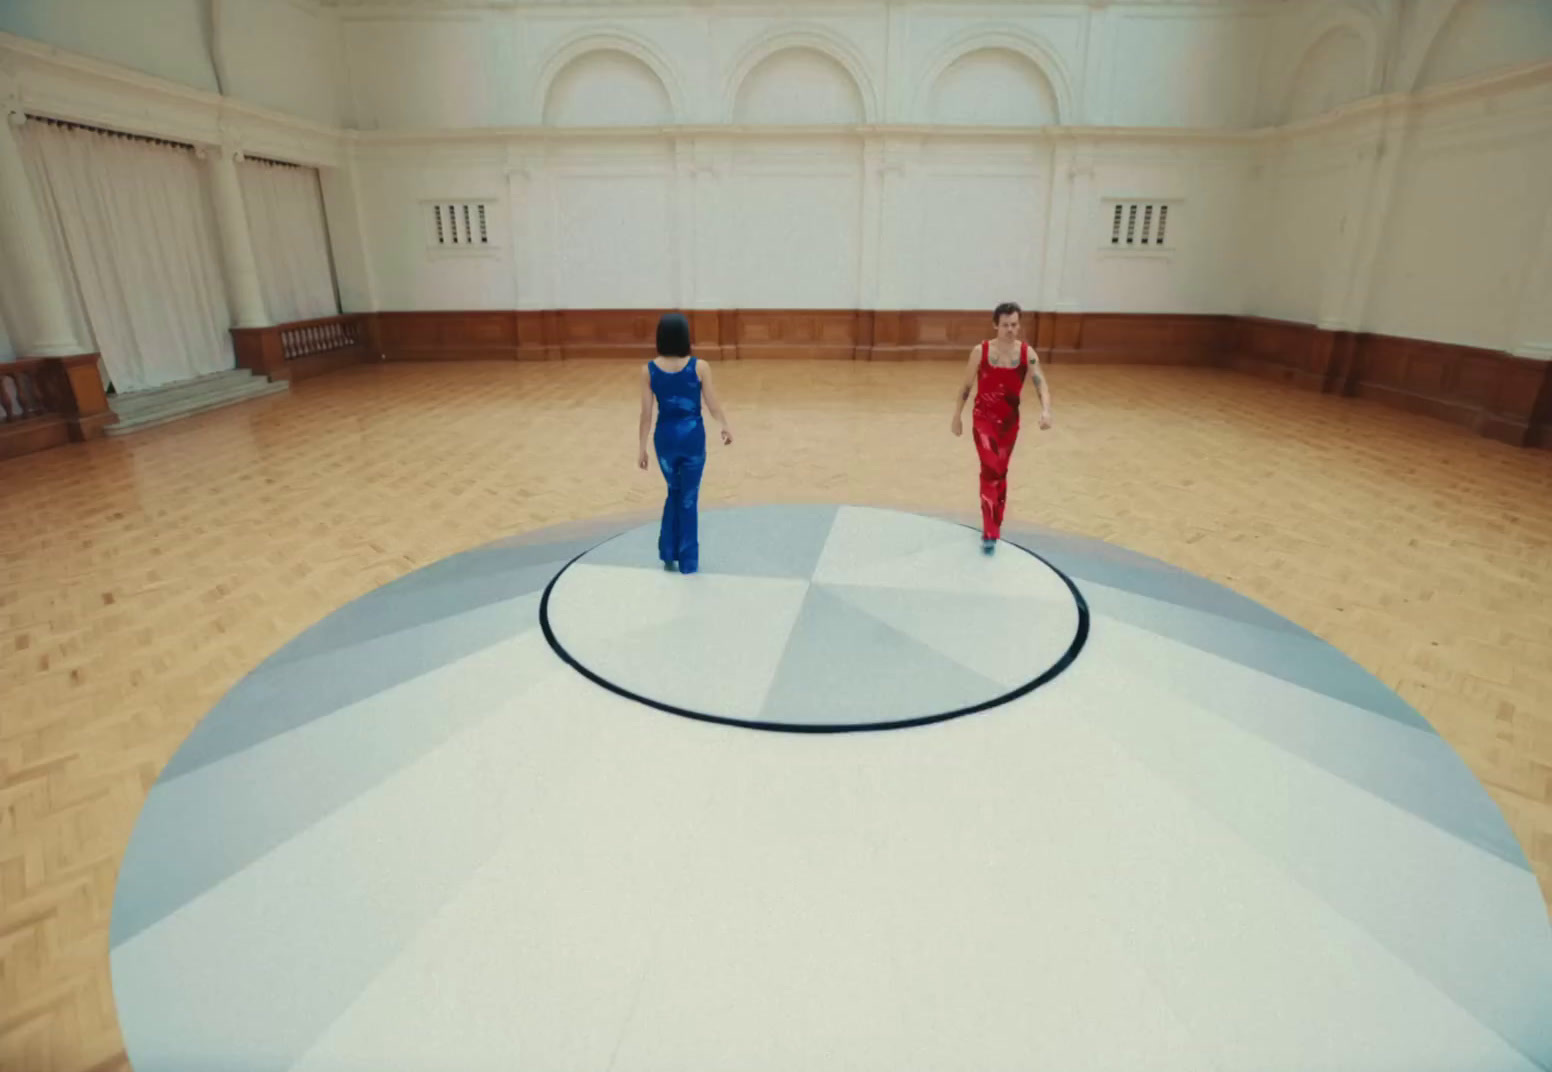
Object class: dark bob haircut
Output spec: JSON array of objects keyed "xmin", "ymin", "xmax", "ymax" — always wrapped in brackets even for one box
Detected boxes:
[{"xmin": 656, "ymin": 312, "xmax": 692, "ymax": 358}]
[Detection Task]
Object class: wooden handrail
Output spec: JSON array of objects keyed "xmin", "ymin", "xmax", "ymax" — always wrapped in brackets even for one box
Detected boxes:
[
  {"xmin": 232, "ymin": 313, "xmax": 378, "ymax": 382},
  {"xmin": 0, "ymin": 352, "xmax": 116, "ymax": 458}
]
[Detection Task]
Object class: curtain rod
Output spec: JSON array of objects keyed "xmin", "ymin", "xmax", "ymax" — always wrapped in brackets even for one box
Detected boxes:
[
  {"xmin": 27, "ymin": 116, "xmax": 307, "ymax": 169},
  {"xmin": 29, "ymin": 115, "xmax": 196, "ymax": 152}
]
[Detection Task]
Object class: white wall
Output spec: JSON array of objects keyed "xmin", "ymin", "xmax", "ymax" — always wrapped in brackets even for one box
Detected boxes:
[
  {"xmin": 1413, "ymin": 0, "xmax": 1552, "ymax": 91},
  {"xmin": 3, "ymin": 0, "xmax": 1550, "ymax": 348},
  {"xmin": 352, "ymin": 145, "xmax": 512, "ymax": 311},
  {"xmin": 1245, "ymin": 135, "xmax": 1356, "ymax": 325},
  {"xmin": 1364, "ymin": 81, "xmax": 1552, "ymax": 351},
  {"xmin": 0, "ymin": 0, "xmax": 219, "ymax": 94},
  {"xmin": 1244, "ymin": 8, "xmax": 1552, "ymax": 356},
  {"xmin": 0, "ymin": 0, "xmax": 345, "ymax": 126},
  {"xmin": 336, "ymin": 2, "xmax": 1287, "ymax": 315},
  {"xmin": 218, "ymin": 0, "xmax": 348, "ymax": 128},
  {"xmin": 333, "ymin": 3, "xmax": 1292, "ymax": 132}
]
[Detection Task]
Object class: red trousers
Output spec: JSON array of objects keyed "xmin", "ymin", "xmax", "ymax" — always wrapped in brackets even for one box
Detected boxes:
[{"xmin": 973, "ymin": 415, "xmax": 1019, "ymax": 540}]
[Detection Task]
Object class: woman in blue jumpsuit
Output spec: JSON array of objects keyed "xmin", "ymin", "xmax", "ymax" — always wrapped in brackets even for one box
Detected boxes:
[{"xmin": 638, "ymin": 313, "xmax": 733, "ymax": 574}]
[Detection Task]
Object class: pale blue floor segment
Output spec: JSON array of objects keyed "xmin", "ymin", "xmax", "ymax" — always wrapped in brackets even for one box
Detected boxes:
[
  {"xmin": 759, "ymin": 585, "xmax": 1007, "ymax": 724},
  {"xmin": 1081, "ymin": 579, "xmax": 1434, "ymax": 732},
  {"xmin": 267, "ymin": 556, "xmax": 561, "ymax": 666},
  {"xmin": 162, "ymin": 591, "xmax": 543, "ymax": 781},
  {"xmin": 1093, "ymin": 608, "xmax": 1528, "ymax": 868},
  {"xmin": 998, "ymin": 519, "xmax": 1307, "ymax": 636},
  {"xmin": 822, "ymin": 582, "xmax": 1077, "ymax": 689},
  {"xmin": 109, "ymin": 504, "xmax": 1552, "ymax": 1072},
  {"xmin": 111, "ymin": 627, "xmax": 554, "ymax": 948},
  {"xmin": 1078, "ymin": 653, "xmax": 1552, "ymax": 1064},
  {"xmin": 582, "ymin": 503, "xmax": 840, "ymax": 579}
]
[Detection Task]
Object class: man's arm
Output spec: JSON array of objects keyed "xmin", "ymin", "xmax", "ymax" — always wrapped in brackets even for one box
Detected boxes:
[
  {"xmin": 1029, "ymin": 355, "xmax": 1052, "ymax": 425},
  {"xmin": 951, "ymin": 347, "xmax": 979, "ymax": 432}
]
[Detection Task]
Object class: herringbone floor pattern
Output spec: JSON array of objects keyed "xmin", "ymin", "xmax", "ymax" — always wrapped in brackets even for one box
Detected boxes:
[{"xmin": 2, "ymin": 360, "xmax": 1550, "ymax": 1072}]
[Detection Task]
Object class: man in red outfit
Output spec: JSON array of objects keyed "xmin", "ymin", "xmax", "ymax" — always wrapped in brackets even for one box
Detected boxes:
[{"xmin": 950, "ymin": 302, "xmax": 1053, "ymax": 553}]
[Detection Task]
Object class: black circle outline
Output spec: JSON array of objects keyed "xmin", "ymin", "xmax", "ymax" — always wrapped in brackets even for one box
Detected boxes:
[{"xmin": 538, "ymin": 512, "xmax": 1090, "ymax": 734}]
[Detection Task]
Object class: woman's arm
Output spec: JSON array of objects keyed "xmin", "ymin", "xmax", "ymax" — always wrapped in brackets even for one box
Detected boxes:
[
  {"xmin": 950, "ymin": 346, "xmax": 979, "ymax": 435},
  {"xmin": 637, "ymin": 365, "xmax": 655, "ymax": 468},
  {"xmin": 699, "ymin": 361, "xmax": 734, "ymax": 444}
]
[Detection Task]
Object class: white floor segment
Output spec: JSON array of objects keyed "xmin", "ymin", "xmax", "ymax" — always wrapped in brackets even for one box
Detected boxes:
[
  {"xmin": 546, "ymin": 563, "xmax": 811, "ymax": 717},
  {"xmin": 288, "ymin": 692, "xmax": 739, "ymax": 1072},
  {"xmin": 108, "ymin": 506, "xmax": 1552, "ymax": 1072},
  {"xmin": 543, "ymin": 506, "xmax": 1086, "ymax": 726},
  {"xmin": 112, "ymin": 660, "xmax": 587, "ymax": 1072}
]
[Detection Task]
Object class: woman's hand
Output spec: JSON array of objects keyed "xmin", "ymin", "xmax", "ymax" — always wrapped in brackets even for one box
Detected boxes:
[
  {"xmin": 638, "ymin": 448, "xmax": 649, "ymax": 470},
  {"xmin": 720, "ymin": 427, "xmax": 734, "ymax": 446},
  {"xmin": 951, "ymin": 414, "xmax": 963, "ymax": 437}
]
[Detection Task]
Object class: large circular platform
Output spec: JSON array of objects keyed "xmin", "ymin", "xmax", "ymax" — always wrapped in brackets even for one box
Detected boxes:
[
  {"xmin": 110, "ymin": 505, "xmax": 1552, "ymax": 1072},
  {"xmin": 541, "ymin": 505, "xmax": 1087, "ymax": 730}
]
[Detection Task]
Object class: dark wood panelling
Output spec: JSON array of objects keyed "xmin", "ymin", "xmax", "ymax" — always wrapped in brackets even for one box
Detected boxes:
[
  {"xmin": 232, "ymin": 326, "xmax": 290, "ymax": 381},
  {"xmin": 1229, "ymin": 317, "xmax": 1552, "ymax": 447},
  {"xmin": 1053, "ymin": 313, "xmax": 1233, "ymax": 366},
  {"xmin": 378, "ymin": 311, "xmax": 519, "ymax": 361},
  {"xmin": 0, "ymin": 415, "xmax": 71, "ymax": 460},
  {"xmin": 729, "ymin": 311, "xmax": 861, "ymax": 361},
  {"xmin": 288, "ymin": 347, "xmax": 372, "ymax": 381},
  {"xmin": 556, "ymin": 310, "xmax": 667, "ymax": 360},
  {"xmin": 229, "ymin": 309, "xmax": 1552, "ymax": 451},
  {"xmin": 865, "ymin": 311, "xmax": 997, "ymax": 361}
]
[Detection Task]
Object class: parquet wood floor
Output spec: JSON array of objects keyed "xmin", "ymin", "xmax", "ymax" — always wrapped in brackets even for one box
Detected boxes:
[{"xmin": 2, "ymin": 359, "xmax": 1550, "ymax": 1072}]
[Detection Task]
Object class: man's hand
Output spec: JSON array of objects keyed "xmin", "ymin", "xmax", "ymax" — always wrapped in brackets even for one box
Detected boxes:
[
  {"xmin": 1038, "ymin": 411, "xmax": 1052, "ymax": 431},
  {"xmin": 951, "ymin": 414, "xmax": 963, "ymax": 437}
]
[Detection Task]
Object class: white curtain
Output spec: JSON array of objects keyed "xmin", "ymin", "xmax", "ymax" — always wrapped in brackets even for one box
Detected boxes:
[
  {"xmin": 240, "ymin": 159, "xmax": 338, "ymax": 324},
  {"xmin": 21, "ymin": 121, "xmax": 234, "ymax": 393}
]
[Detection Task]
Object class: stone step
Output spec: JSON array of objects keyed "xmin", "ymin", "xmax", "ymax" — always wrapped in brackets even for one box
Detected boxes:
[
  {"xmin": 107, "ymin": 373, "xmax": 288, "ymax": 436},
  {"xmin": 109, "ymin": 369, "xmax": 261, "ymax": 418}
]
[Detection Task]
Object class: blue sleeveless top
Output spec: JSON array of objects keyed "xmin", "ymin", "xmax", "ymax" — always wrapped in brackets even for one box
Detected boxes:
[{"xmin": 648, "ymin": 357, "xmax": 702, "ymax": 425}]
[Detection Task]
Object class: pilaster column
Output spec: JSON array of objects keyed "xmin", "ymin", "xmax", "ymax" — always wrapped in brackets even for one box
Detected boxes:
[
  {"xmin": 206, "ymin": 142, "xmax": 270, "ymax": 328},
  {"xmin": 857, "ymin": 137, "xmax": 885, "ymax": 311},
  {"xmin": 1337, "ymin": 101, "xmax": 1410, "ymax": 332},
  {"xmin": 1040, "ymin": 131, "xmax": 1076, "ymax": 312},
  {"xmin": 672, "ymin": 137, "xmax": 698, "ymax": 309}
]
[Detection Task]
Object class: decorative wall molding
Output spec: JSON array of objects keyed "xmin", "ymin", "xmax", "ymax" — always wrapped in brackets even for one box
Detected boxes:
[
  {"xmin": 532, "ymin": 26, "xmax": 689, "ymax": 126},
  {"xmin": 912, "ymin": 23, "xmax": 1078, "ymax": 124},
  {"xmin": 721, "ymin": 26, "xmax": 883, "ymax": 125}
]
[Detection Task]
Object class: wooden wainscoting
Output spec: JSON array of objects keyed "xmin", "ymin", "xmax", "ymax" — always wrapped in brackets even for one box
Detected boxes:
[
  {"xmin": 368, "ymin": 310, "xmax": 1239, "ymax": 366},
  {"xmin": 1042, "ymin": 313, "xmax": 1236, "ymax": 366},
  {"xmin": 377, "ymin": 311, "xmax": 519, "ymax": 363},
  {"xmin": 361, "ymin": 308, "xmax": 1548, "ymax": 446},
  {"xmin": 1230, "ymin": 317, "xmax": 1552, "ymax": 448},
  {"xmin": 866, "ymin": 310, "xmax": 998, "ymax": 361}
]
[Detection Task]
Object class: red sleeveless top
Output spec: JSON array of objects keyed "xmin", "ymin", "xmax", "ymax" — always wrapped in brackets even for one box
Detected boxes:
[{"xmin": 973, "ymin": 340, "xmax": 1027, "ymax": 427}]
